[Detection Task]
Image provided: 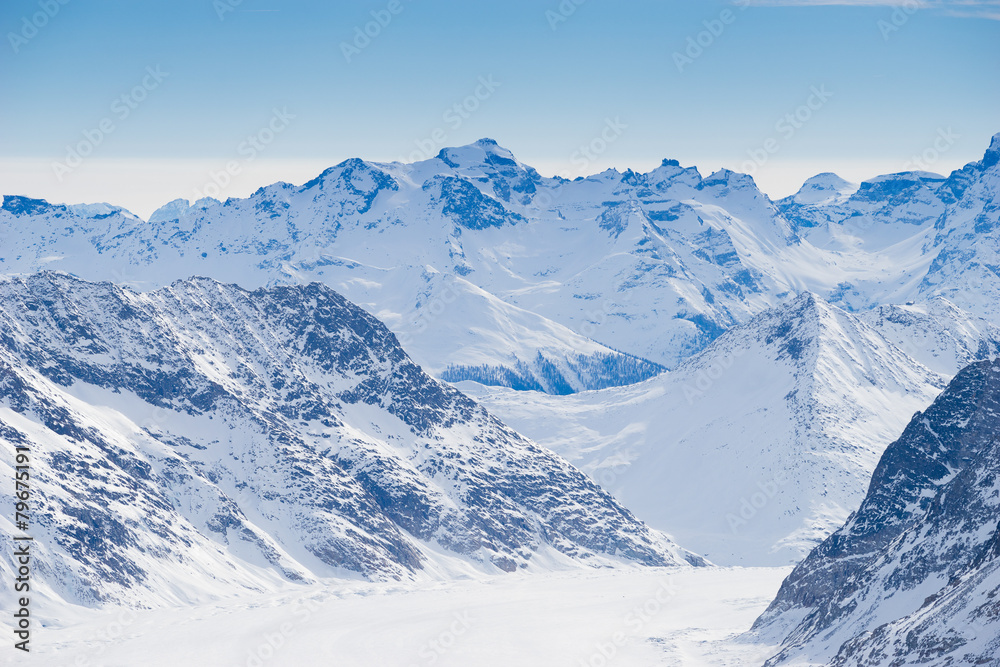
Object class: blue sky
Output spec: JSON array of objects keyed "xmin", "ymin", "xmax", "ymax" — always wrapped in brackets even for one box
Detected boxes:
[{"xmin": 1, "ymin": 0, "xmax": 998, "ymax": 217}]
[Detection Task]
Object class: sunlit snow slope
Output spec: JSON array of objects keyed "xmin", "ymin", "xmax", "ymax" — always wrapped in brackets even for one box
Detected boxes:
[{"xmin": 464, "ymin": 293, "xmax": 946, "ymax": 566}]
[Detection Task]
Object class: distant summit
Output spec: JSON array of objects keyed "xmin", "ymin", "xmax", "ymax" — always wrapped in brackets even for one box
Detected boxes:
[{"xmin": 788, "ymin": 172, "xmax": 857, "ymax": 207}]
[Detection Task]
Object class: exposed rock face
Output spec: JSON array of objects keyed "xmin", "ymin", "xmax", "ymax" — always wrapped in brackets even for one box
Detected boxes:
[
  {"xmin": 0, "ymin": 272, "xmax": 699, "ymax": 608},
  {"xmin": 753, "ymin": 357, "xmax": 1000, "ymax": 666}
]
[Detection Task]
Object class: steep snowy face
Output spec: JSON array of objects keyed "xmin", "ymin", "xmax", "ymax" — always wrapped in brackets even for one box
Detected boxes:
[
  {"xmin": 464, "ymin": 292, "xmax": 943, "ymax": 566},
  {"xmin": 280, "ymin": 262, "xmax": 665, "ymax": 395},
  {"xmin": 936, "ymin": 132, "xmax": 1000, "ymax": 205},
  {"xmin": 850, "ymin": 172, "xmax": 947, "ymax": 217},
  {"xmin": 918, "ymin": 133, "xmax": 1000, "ymax": 319},
  {"xmin": 778, "ymin": 170, "xmax": 948, "ymax": 269},
  {"xmin": 775, "ymin": 173, "xmax": 857, "ymax": 233},
  {"xmin": 0, "ymin": 273, "xmax": 700, "ymax": 608},
  {"xmin": 858, "ymin": 296, "xmax": 1000, "ymax": 377},
  {"xmin": 753, "ymin": 357, "xmax": 1000, "ymax": 666},
  {"xmin": 0, "ymin": 195, "xmax": 143, "ymax": 263},
  {"xmin": 762, "ymin": 140, "xmax": 990, "ymax": 306}
]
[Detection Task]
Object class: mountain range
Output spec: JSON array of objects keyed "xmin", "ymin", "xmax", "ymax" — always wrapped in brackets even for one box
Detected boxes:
[{"xmin": 3, "ymin": 134, "xmax": 997, "ymax": 397}]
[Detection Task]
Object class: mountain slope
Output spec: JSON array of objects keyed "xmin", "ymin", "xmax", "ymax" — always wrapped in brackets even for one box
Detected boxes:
[
  {"xmin": 752, "ymin": 357, "xmax": 1000, "ymax": 666},
  {"xmin": 293, "ymin": 262, "xmax": 664, "ymax": 394},
  {"xmin": 858, "ymin": 296, "xmax": 1000, "ymax": 377},
  {"xmin": 0, "ymin": 272, "xmax": 700, "ymax": 609},
  {"xmin": 463, "ymin": 292, "xmax": 944, "ymax": 566},
  {"xmin": 918, "ymin": 133, "xmax": 1000, "ymax": 320}
]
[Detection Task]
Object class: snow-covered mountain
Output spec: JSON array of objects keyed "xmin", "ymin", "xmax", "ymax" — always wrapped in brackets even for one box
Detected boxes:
[
  {"xmin": 0, "ymin": 272, "xmax": 700, "ymax": 609},
  {"xmin": 462, "ymin": 292, "xmax": 944, "ymax": 566},
  {"xmin": 3, "ymin": 135, "xmax": 999, "ymax": 394},
  {"xmin": 0, "ymin": 141, "xmax": 787, "ymax": 390},
  {"xmin": 858, "ymin": 296, "xmax": 1000, "ymax": 377},
  {"xmin": 777, "ymin": 172, "xmax": 858, "ymax": 216},
  {"xmin": 752, "ymin": 357, "xmax": 1000, "ymax": 666}
]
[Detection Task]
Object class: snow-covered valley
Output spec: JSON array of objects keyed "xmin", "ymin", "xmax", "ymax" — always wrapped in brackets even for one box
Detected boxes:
[{"xmin": 19, "ymin": 566, "xmax": 789, "ymax": 667}]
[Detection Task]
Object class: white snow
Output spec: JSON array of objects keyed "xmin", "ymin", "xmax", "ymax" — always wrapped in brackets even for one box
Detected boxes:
[
  {"xmin": 11, "ymin": 566, "xmax": 790, "ymax": 667},
  {"xmin": 460, "ymin": 294, "xmax": 943, "ymax": 566}
]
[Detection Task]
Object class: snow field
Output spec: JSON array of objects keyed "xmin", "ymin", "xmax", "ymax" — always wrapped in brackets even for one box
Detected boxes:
[{"xmin": 14, "ymin": 567, "xmax": 789, "ymax": 667}]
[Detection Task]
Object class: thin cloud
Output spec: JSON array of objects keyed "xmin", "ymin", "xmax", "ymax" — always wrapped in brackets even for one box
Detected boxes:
[{"xmin": 741, "ymin": 0, "xmax": 1000, "ymax": 17}]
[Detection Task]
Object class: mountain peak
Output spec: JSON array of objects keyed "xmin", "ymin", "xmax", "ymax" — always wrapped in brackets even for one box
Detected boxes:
[
  {"xmin": 302, "ymin": 157, "xmax": 379, "ymax": 188},
  {"xmin": 984, "ymin": 131, "xmax": 1000, "ymax": 168},
  {"xmin": 850, "ymin": 170, "xmax": 947, "ymax": 207},
  {"xmin": 697, "ymin": 169, "xmax": 766, "ymax": 199},
  {"xmin": 434, "ymin": 140, "xmax": 539, "ymax": 203},
  {"xmin": 2, "ymin": 194, "xmax": 58, "ymax": 217},
  {"xmin": 756, "ymin": 292, "xmax": 830, "ymax": 361},
  {"xmin": 867, "ymin": 170, "xmax": 947, "ymax": 182},
  {"xmin": 935, "ymin": 132, "xmax": 1000, "ymax": 203},
  {"xmin": 790, "ymin": 172, "xmax": 858, "ymax": 206},
  {"xmin": 436, "ymin": 138, "xmax": 519, "ymax": 168},
  {"xmin": 148, "ymin": 198, "xmax": 192, "ymax": 224},
  {"xmin": 608, "ymin": 292, "xmax": 945, "ymax": 565},
  {"xmin": 0, "ymin": 273, "xmax": 701, "ymax": 604},
  {"xmin": 790, "ymin": 289, "xmax": 821, "ymax": 309}
]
